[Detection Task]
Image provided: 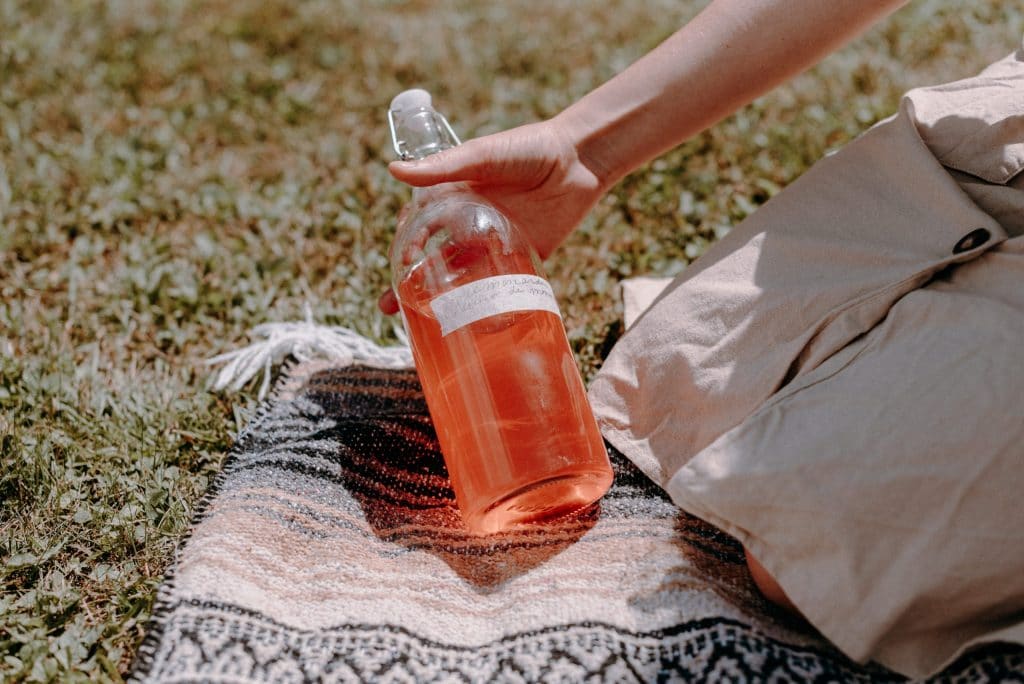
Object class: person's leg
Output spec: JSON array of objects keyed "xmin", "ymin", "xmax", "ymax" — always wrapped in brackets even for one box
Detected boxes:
[{"xmin": 745, "ymin": 550, "xmax": 797, "ymax": 614}]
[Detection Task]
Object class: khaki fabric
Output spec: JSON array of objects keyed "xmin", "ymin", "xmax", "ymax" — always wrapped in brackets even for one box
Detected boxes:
[{"xmin": 589, "ymin": 46, "xmax": 1024, "ymax": 678}]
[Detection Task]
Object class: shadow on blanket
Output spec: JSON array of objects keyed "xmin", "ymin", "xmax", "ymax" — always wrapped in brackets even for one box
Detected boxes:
[{"xmin": 304, "ymin": 367, "xmax": 599, "ymax": 587}]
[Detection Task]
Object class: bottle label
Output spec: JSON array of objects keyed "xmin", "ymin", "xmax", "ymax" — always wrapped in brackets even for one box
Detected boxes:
[{"xmin": 430, "ymin": 274, "xmax": 561, "ymax": 336}]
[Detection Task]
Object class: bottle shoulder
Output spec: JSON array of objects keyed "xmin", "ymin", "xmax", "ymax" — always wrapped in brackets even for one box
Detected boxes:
[
  {"xmin": 395, "ymin": 185, "xmax": 526, "ymax": 254},
  {"xmin": 407, "ymin": 182, "xmax": 499, "ymax": 218},
  {"xmin": 391, "ymin": 184, "xmax": 542, "ymax": 292}
]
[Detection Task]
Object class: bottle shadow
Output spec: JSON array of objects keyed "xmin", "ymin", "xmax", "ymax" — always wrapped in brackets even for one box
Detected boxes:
[
  {"xmin": 352, "ymin": 479, "xmax": 600, "ymax": 591},
  {"xmin": 303, "ymin": 366, "xmax": 598, "ymax": 590}
]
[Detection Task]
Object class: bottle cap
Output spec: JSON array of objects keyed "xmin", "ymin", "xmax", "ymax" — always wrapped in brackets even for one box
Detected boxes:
[
  {"xmin": 390, "ymin": 89, "xmax": 433, "ymax": 114},
  {"xmin": 387, "ymin": 89, "xmax": 460, "ymax": 161}
]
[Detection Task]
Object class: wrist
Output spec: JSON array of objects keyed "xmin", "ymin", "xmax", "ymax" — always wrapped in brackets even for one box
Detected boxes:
[{"xmin": 551, "ymin": 107, "xmax": 629, "ymax": 194}]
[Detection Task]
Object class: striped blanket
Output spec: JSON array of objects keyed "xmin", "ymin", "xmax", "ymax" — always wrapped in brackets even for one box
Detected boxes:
[{"xmin": 130, "ymin": 363, "xmax": 1023, "ymax": 682}]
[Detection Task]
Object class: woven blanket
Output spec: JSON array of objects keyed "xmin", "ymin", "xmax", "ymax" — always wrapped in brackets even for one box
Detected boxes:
[{"xmin": 131, "ymin": 363, "xmax": 1023, "ymax": 682}]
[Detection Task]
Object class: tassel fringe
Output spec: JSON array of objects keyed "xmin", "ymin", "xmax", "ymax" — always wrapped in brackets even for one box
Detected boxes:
[{"xmin": 206, "ymin": 305, "xmax": 413, "ymax": 399}]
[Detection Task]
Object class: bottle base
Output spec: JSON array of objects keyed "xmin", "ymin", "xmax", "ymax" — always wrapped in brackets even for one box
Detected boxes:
[{"xmin": 462, "ymin": 469, "xmax": 613, "ymax": 535}]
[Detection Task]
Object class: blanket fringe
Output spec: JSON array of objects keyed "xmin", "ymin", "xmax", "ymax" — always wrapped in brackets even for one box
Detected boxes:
[{"xmin": 206, "ymin": 305, "xmax": 413, "ymax": 399}]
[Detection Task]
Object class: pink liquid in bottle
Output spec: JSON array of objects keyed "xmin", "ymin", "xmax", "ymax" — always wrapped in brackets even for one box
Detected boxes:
[{"xmin": 389, "ymin": 90, "xmax": 612, "ymax": 534}]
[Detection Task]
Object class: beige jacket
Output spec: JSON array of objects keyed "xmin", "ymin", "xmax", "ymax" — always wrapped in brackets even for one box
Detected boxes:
[{"xmin": 589, "ymin": 46, "xmax": 1024, "ymax": 677}]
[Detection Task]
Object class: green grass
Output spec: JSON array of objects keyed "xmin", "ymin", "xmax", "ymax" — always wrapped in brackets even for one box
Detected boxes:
[{"xmin": 2, "ymin": 0, "xmax": 1021, "ymax": 679}]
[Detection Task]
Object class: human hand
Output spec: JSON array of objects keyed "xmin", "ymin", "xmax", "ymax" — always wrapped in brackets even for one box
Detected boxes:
[{"xmin": 378, "ymin": 116, "xmax": 607, "ymax": 314}]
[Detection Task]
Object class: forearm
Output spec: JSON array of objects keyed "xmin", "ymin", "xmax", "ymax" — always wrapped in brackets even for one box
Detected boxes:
[{"xmin": 557, "ymin": 0, "xmax": 909, "ymax": 189}]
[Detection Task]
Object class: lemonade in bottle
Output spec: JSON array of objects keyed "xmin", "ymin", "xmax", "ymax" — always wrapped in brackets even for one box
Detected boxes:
[{"xmin": 388, "ymin": 89, "xmax": 613, "ymax": 534}]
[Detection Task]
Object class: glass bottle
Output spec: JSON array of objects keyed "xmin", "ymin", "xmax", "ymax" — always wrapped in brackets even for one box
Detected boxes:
[{"xmin": 387, "ymin": 89, "xmax": 613, "ymax": 534}]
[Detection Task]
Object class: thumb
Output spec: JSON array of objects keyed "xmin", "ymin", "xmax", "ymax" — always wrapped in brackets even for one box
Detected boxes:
[{"xmin": 388, "ymin": 138, "xmax": 496, "ymax": 187}]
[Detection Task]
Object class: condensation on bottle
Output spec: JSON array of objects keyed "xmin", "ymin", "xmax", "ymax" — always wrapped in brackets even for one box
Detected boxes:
[{"xmin": 387, "ymin": 89, "xmax": 613, "ymax": 535}]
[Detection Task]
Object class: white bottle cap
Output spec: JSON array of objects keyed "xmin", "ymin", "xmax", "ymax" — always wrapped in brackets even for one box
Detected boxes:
[{"xmin": 390, "ymin": 88, "xmax": 433, "ymax": 113}]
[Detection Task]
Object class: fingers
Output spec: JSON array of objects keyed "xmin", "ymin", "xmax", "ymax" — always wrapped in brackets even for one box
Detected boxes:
[
  {"xmin": 388, "ymin": 160, "xmax": 442, "ymax": 187},
  {"xmin": 378, "ymin": 288, "xmax": 400, "ymax": 315},
  {"xmin": 389, "ymin": 140, "xmax": 491, "ymax": 187},
  {"xmin": 389, "ymin": 128, "xmax": 551, "ymax": 188}
]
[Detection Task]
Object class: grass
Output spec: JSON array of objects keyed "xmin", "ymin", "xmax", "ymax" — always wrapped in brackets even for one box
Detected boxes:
[{"xmin": 1, "ymin": 0, "xmax": 1021, "ymax": 679}]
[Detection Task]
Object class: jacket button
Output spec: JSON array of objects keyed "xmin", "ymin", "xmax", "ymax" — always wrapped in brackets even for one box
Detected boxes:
[{"xmin": 953, "ymin": 228, "xmax": 991, "ymax": 254}]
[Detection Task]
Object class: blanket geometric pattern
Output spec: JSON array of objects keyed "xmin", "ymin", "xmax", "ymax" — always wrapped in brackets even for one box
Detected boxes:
[{"xmin": 130, "ymin": 364, "xmax": 1024, "ymax": 682}]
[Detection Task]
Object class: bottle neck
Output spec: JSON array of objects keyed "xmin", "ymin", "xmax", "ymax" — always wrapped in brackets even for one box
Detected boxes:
[{"xmin": 388, "ymin": 106, "xmax": 461, "ymax": 161}]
